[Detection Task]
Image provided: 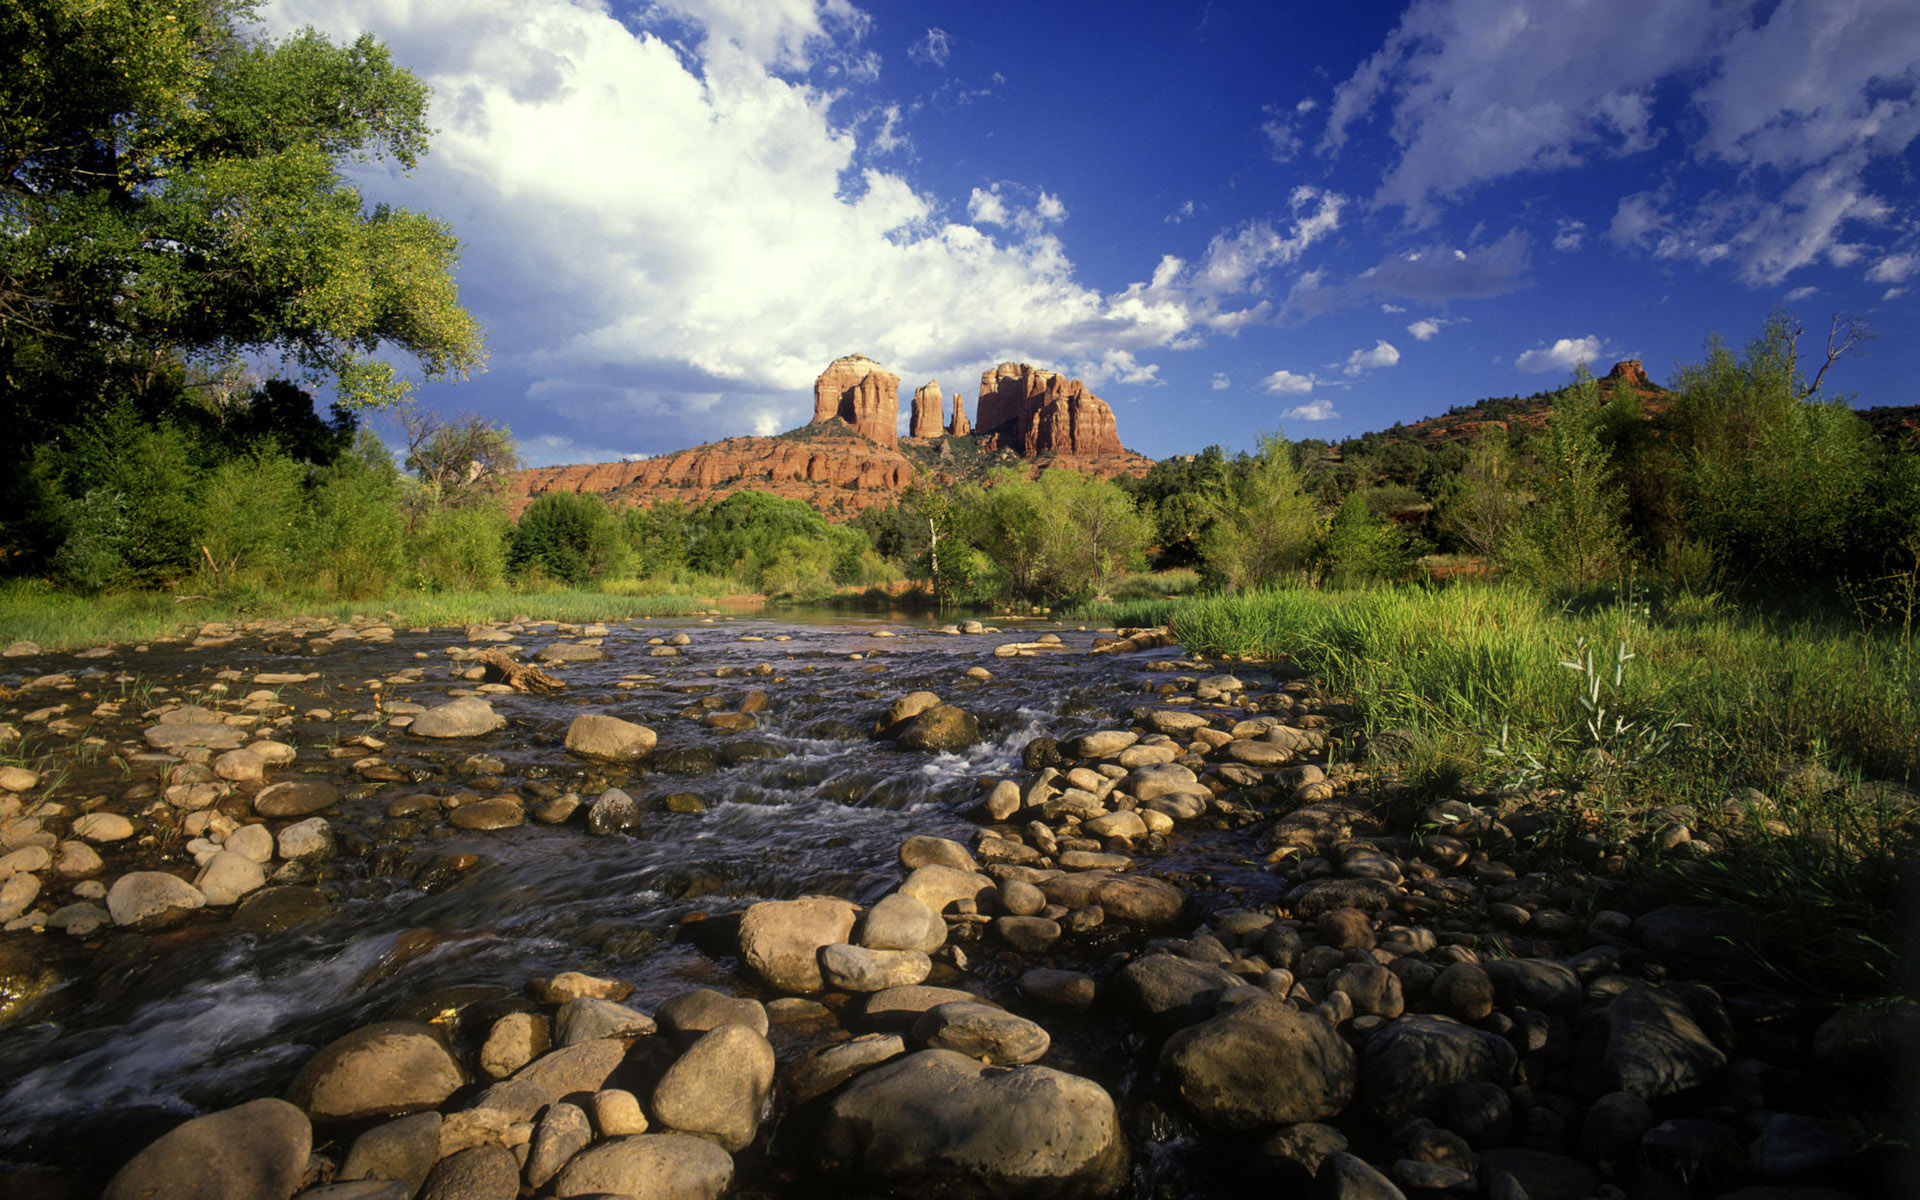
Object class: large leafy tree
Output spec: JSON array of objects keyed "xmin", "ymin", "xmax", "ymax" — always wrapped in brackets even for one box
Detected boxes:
[{"xmin": 0, "ymin": 0, "xmax": 483, "ymax": 429}]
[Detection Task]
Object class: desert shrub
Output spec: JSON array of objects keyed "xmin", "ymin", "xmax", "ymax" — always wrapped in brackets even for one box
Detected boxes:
[
  {"xmin": 512, "ymin": 491, "xmax": 631, "ymax": 585},
  {"xmin": 1197, "ymin": 431, "xmax": 1322, "ymax": 590},
  {"xmin": 411, "ymin": 503, "xmax": 510, "ymax": 591}
]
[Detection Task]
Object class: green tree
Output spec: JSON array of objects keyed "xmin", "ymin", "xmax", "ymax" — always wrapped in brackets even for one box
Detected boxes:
[
  {"xmin": 1500, "ymin": 367, "xmax": 1633, "ymax": 592},
  {"xmin": 1197, "ymin": 431, "xmax": 1322, "ymax": 590},
  {"xmin": 1435, "ymin": 434, "xmax": 1522, "ymax": 558},
  {"xmin": 0, "ymin": 0, "xmax": 484, "ymax": 430},
  {"xmin": 1032, "ymin": 468, "xmax": 1150, "ymax": 603},
  {"xmin": 1321, "ymin": 492, "xmax": 1418, "ymax": 587},
  {"xmin": 511, "ymin": 492, "xmax": 631, "ymax": 586}
]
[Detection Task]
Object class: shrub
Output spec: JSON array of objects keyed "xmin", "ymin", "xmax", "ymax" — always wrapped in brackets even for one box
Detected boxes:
[
  {"xmin": 411, "ymin": 503, "xmax": 510, "ymax": 591},
  {"xmin": 511, "ymin": 491, "xmax": 631, "ymax": 585},
  {"xmin": 1197, "ymin": 431, "xmax": 1322, "ymax": 590}
]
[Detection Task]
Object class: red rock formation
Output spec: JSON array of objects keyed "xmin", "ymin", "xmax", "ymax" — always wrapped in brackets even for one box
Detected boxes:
[
  {"xmin": 1604, "ymin": 359, "xmax": 1650, "ymax": 389},
  {"xmin": 812, "ymin": 355, "xmax": 900, "ymax": 446},
  {"xmin": 909, "ymin": 381, "xmax": 944, "ymax": 438},
  {"xmin": 975, "ymin": 362, "xmax": 1125, "ymax": 458},
  {"xmin": 948, "ymin": 392, "xmax": 970, "ymax": 437}
]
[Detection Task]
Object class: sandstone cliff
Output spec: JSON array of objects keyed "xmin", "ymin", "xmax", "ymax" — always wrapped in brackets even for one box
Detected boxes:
[
  {"xmin": 948, "ymin": 392, "xmax": 970, "ymax": 437},
  {"xmin": 909, "ymin": 381, "xmax": 944, "ymax": 439},
  {"xmin": 812, "ymin": 355, "xmax": 901, "ymax": 446},
  {"xmin": 975, "ymin": 363, "xmax": 1125, "ymax": 458}
]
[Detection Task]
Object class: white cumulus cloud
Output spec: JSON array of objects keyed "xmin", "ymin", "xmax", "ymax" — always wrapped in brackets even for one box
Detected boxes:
[
  {"xmin": 1407, "ymin": 318, "xmax": 1442, "ymax": 341},
  {"xmin": 1282, "ymin": 398, "xmax": 1341, "ymax": 421},
  {"xmin": 1516, "ymin": 336, "xmax": 1605, "ymax": 373},
  {"xmin": 1263, "ymin": 370, "xmax": 1317, "ymax": 394},
  {"xmin": 1343, "ymin": 340, "xmax": 1401, "ymax": 375},
  {"xmin": 1211, "ymin": 373, "xmax": 1231, "ymax": 390}
]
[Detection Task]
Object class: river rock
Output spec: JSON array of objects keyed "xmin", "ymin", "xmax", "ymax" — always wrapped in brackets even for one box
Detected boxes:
[
  {"xmin": 1478, "ymin": 1147, "xmax": 1600, "ymax": 1200},
  {"xmin": 525, "ymin": 1102, "xmax": 593, "ymax": 1189},
  {"xmin": 194, "ymin": 850, "xmax": 266, "ymax": 905},
  {"xmin": 225, "ymin": 823, "xmax": 275, "ymax": 863},
  {"xmin": 419, "ymin": 1144, "xmax": 517, "ymax": 1200},
  {"xmin": 72, "ymin": 811, "xmax": 134, "ymax": 843},
  {"xmin": 565, "ymin": 714, "xmax": 656, "ymax": 760},
  {"xmin": 820, "ymin": 943, "xmax": 932, "ymax": 992},
  {"xmin": 912, "ymin": 1001, "xmax": 1051, "ymax": 1065},
  {"xmin": 538, "ymin": 642, "xmax": 605, "ymax": 664},
  {"xmin": 899, "ymin": 834, "xmax": 978, "ymax": 872},
  {"xmin": 232, "ymin": 885, "xmax": 329, "ymax": 933},
  {"xmin": 254, "ymin": 780, "xmax": 340, "ymax": 818},
  {"xmin": 862, "ymin": 985, "xmax": 997, "ymax": 1030},
  {"xmin": 896, "ymin": 704, "xmax": 982, "ymax": 752},
  {"xmin": 995, "ymin": 915, "xmax": 1062, "ymax": 952},
  {"xmin": 339, "ymin": 1112, "xmax": 442, "ymax": 1195},
  {"xmin": 145, "ymin": 723, "xmax": 247, "ymax": 752},
  {"xmin": 0, "ymin": 873, "xmax": 39, "ymax": 921},
  {"xmin": 1020, "ymin": 967, "xmax": 1098, "ymax": 1012},
  {"xmin": 449, "ymin": 796, "xmax": 523, "ymax": 830},
  {"xmin": 898, "ymin": 863, "xmax": 995, "ymax": 913},
  {"xmin": 1484, "ymin": 957, "xmax": 1582, "ymax": 1010},
  {"xmin": 480, "ymin": 1012, "xmax": 550, "ymax": 1078},
  {"xmin": 551, "ymin": 1133, "xmax": 734, "ymax": 1200},
  {"xmin": 1431, "ymin": 962, "xmax": 1495, "ymax": 1021},
  {"xmin": 102, "ymin": 1098, "xmax": 310, "ymax": 1200},
  {"xmin": 555, "ymin": 996, "xmax": 655, "ymax": 1045},
  {"xmin": 586, "ymin": 787, "xmax": 641, "ymax": 836},
  {"xmin": 650, "ymin": 1023, "xmax": 775, "ymax": 1151},
  {"xmin": 593, "ymin": 1088, "xmax": 648, "ymax": 1136},
  {"xmin": 1068, "ymin": 730, "xmax": 1138, "ymax": 759},
  {"xmin": 495, "ymin": 1038, "xmax": 627, "ymax": 1118},
  {"xmin": 1093, "ymin": 872, "xmax": 1185, "ymax": 926},
  {"xmin": 656, "ymin": 987, "xmax": 770, "ymax": 1038},
  {"xmin": 532, "ymin": 970, "xmax": 633, "ymax": 1004},
  {"xmin": 858, "ymin": 891, "xmax": 945, "ymax": 953},
  {"xmin": 739, "ymin": 896, "xmax": 859, "ymax": 993},
  {"xmin": 791, "ymin": 1033, "xmax": 908, "ymax": 1104},
  {"xmin": 821, "ymin": 1049, "xmax": 1127, "ymax": 1197},
  {"xmin": 1360, "ymin": 1015, "xmax": 1517, "ymax": 1125},
  {"xmin": 290, "ymin": 1021, "xmax": 466, "ymax": 1122},
  {"xmin": 411, "ymin": 697, "xmax": 505, "ymax": 739},
  {"xmin": 1161, "ymin": 995, "xmax": 1357, "ymax": 1128},
  {"xmin": 276, "ymin": 817, "xmax": 333, "ymax": 860},
  {"xmin": 106, "ymin": 871, "xmax": 205, "ymax": 929},
  {"xmin": 1123, "ymin": 761, "xmax": 1201, "ymax": 802},
  {"xmin": 879, "ymin": 691, "xmax": 942, "ymax": 731},
  {"xmin": 1600, "ymin": 985, "xmax": 1727, "ymax": 1099}
]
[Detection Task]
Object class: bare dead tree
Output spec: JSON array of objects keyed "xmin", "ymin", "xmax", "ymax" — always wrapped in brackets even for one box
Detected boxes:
[{"xmin": 1804, "ymin": 312, "xmax": 1875, "ymax": 399}]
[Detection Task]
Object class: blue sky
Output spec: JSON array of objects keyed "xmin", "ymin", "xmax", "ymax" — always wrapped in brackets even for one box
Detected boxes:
[{"xmin": 259, "ymin": 0, "xmax": 1920, "ymax": 466}]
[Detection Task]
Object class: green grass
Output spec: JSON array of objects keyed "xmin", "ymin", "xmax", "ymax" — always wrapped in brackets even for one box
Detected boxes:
[
  {"xmin": 0, "ymin": 578, "xmax": 728, "ymax": 650},
  {"xmin": 1148, "ymin": 580, "xmax": 1916, "ymax": 1000}
]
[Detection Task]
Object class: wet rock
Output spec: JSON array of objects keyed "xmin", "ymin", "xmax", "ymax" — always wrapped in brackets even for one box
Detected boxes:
[
  {"xmin": 820, "ymin": 943, "xmax": 931, "ymax": 992},
  {"xmin": 289, "ymin": 1020, "xmax": 465, "ymax": 1122},
  {"xmin": 411, "ymin": 697, "xmax": 505, "ymax": 739},
  {"xmin": 532, "ymin": 970, "xmax": 632, "ymax": 1004},
  {"xmin": 1091, "ymin": 873, "xmax": 1185, "ymax": 926},
  {"xmin": 1123, "ymin": 954, "xmax": 1244, "ymax": 1030},
  {"xmin": 493, "ymin": 1039, "xmax": 627, "ymax": 1118},
  {"xmin": 1484, "ymin": 957, "xmax": 1582, "ymax": 1010},
  {"xmin": 555, "ymin": 996, "xmax": 655, "ymax": 1045},
  {"xmin": 1329, "ymin": 962, "xmax": 1405, "ymax": 1019},
  {"xmin": 821, "ymin": 1049, "xmax": 1127, "ymax": 1198},
  {"xmin": 739, "ymin": 896, "xmax": 860, "ymax": 993},
  {"xmin": 899, "ymin": 863, "xmax": 995, "ymax": 913},
  {"xmin": 1601, "ymin": 985, "xmax": 1727, "ymax": 1100},
  {"xmin": 102, "ymin": 1098, "xmax": 310, "ymax": 1200},
  {"xmin": 538, "ymin": 642, "xmax": 605, "ymax": 664},
  {"xmin": 253, "ymin": 780, "xmax": 340, "ymax": 818},
  {"xmin": 339, "ymin": 1112, "xmax": 441, "ymax": 1195},
  {"xmin": 1634, "ymin": 904, "xmax": 1758, "ymax": 974},
  {"xmin": 913, "ymin": 1001, "xmax": 1051, "ymax": 1065},
  {"xmin": 277, "ymin": 817, "xmax": 334, "ymax": 860},
  {"xmin": 449, "ymin": 796, "xmax": 523, "ymax": 830},
  {"xmin": 592, "ymin": 1088, "xmax": 647, "ymax": 1136},
  {"xmin": 858, "ymin": 891, "xmax": 945, "ymax": 953},
  {"xmin": 145, "ymin": 723, "xmax": 247, "ymax": 752},
  {"xmin": 225, "ymin": 823, "xmax": 274, "ymax": 862},
  {"xmin": 995, "ymin": 915, "xmax": 1063, "ymax": 952},
  {"xmin": 650, "ymin": 1023, "xmax": 776, "ymax": 1151},
  {"xmin": 899, "ymin": 834, "xmax": 978, "ymax": 872},
  {"xmin": 878, "ymin": 691, "xmax": 942, "ymax": 732},
  {"xmin": 551, "ymin": 1133, "xmax": 734, "ymax": 1200},
  {"xmin": 1020, "ymin": 967, "xmax": 1097, "ymax": 1011},
  {"xmin": 862, "ymin": 985, "xmax": 997, "ymax": 1031},
  {"xmin": 1068, "ymin": 730, "xmax": 1139, "ymax": 759},
  {"xmin": 897, "ymin": 704, "xmax": 983, "ymax": 752},
  {"xmin": 564, "ymin": 714, "xmax": 656, "ymax": 761},
  {"xmin": 232, "ymin": 885, "xmax": 329, "ymax": 933},
  {"xmin": 1360, "ymin": 1015, "xmax": 1517, "ymax": 1125},
  {"xmin": 525, "ymin": 1101, "xmax": 593, "ymax": 1189},
  {"xmin": 106, "ymin": 870, "xmax": 205, "ymax": 929},
  {"xmin": 790, "ymin": 1033, "xmax": 908, "ymax": 1104},
  {"xmin": 1161, "ymin": 995, "xmax": 1357, "ymax": 1128},
  {"xmin": 656, "ymin": 988, "xmax": 770, "ymax": 1038},
  {"xmin": 72, "ymin": 811, "xmax": 135, "ymax": 842},
  {"xmin": 194, "ymin": 850, "xmax": 267, "ymax": 905},
  {"xmin": 1447, "ymin": 1079, "xmax": 1514, "ymax": 1149},
  {"xmin": 586, "ymin": 787, "xmax": 641, "ymax": 835},
  {"xmin": 1320, "ymin": 1151, "xmax": 1405, "ymax": 1200},
  {"xmin": 1431, "ymin": 962, "xmax": 1495, "ymax": 1021}
]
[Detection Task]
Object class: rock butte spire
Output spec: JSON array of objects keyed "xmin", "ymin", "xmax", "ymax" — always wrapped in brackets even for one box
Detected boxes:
[
  {"xmin": 975, "ymin": 362, "xmax": 1124, "ymax": 458},
  {"xmin": 812, "ymin": 354, "xmax": 900, "ymax": 447},
  {"xmin": 948, "ymin": 391, "xmax": 970, "ymax": 437},
  {"xmin": 909, "ymin": 381, "xmax": 944, "ymax": 438}
]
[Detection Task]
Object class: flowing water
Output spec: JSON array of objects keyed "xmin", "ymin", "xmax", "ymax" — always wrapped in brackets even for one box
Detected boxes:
[{"xmin": 0, "ymin": 610, "xmax": 1233, "ymax": 1182}]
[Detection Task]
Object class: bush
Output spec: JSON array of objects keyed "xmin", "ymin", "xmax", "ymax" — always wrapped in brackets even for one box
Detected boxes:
[
  {"xmin": 199, "ymin": 450, "xmax": 308, "ymax": 590},
  {"xmin": 411, "ymin": 503, "xmax": 510, "ymax": 591},
  {"xmin": 511, "ymin": 491, "xmax": 631, "ymax": 585},
  {"xmin": 1197, "ymin": 431, "xmax": 1322, "ymax": 590},
  {"xmin": 1322, "ymin": 493, "xmax": 1419, "ymax": 586},
  {"xmin": 1500, "ymin": 367, "xmax": 1633, "ymax": 592},
  {"xmin": 304, "ymin": 436, "xmax": 408, "ymax": 598}
]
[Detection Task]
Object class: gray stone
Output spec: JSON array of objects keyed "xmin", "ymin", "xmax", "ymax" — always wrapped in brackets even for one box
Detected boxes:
[
  {"xmin": 339, "ymin": 1112, "xmax": 442, "ymax": 1194},
  {"xmin": 858, "ymin": 892, "xmax": 945, "ymax": 953},
  {"xmin": 410, "ymin": 697, "xmax": 505, "ymax": 739},
  {"xmin": 1068, "ymin": 730, "xmax": 1138, "ymax": 758},
  {"xmin": 739, "ymin": 896, "xmax": 859, "ymax": 993},
  {"xmin": 551, "ymin": 1133, "xmax": 734, "ymax": 1200},
  {"xmin": 525, "ymin": 1101, "xmax": 593, "ymax": 1189},
  {"xmin": 790, "ymin": 1033, "xmax": 908, "ymax": 1104},
  {"xmin": 1019, "ymin": 967, "xmax": 1098, "ymax": 1011},
  {"xmin": 913, "ymin": 1001, "xmax": 1051, "ymax": 1065},
  {"xmin": 1484, "ymin": 957, "xmax": 1582, "ymax": 1010},
  {"xmin": 106, "ymin": 871, "xmax": 205, "ymax": 929},
  {"xmin": 276, "ymin": 817, "xmax": 334, "ymax": 860},
  {"xmin": 1329, "ymin": 962, "xmax": 1405, "ymax": 1019},
  {"xmin": 821, "ymin": 1049, "xmax": 1127, "ymax": 1198},
  {"xmin": 1601, "ymin": 986, "xmax": 1726, "ymax": 1099},
  {"xmin": 1321, "ymin": 1151, "xmax": 1407, "ymax": 1200},
  {"xmin": 1359, "ymin": 1015, "xmax": 1517, "ymax": 1125},
  {"xmin": 254, "ymin": 780, "xmax": 340, "ymax": 817},
  {"xmin": 103, "ymin": 1098, "xmax": 310, "ymax": 1200},
  {"xmin": 289, "ymin": 1021, "xmax": 465, "ymax": 1122},
  {"xmin": 193, "ymin": 850, "xmax": 266, "ymax": 905},
  {"xmin": 555, "ymin": 996, "xmax": 655, "ymax": 1046},
  {"xmin": 1161, "ymin": 995, "xmax": 1357, "ymax": 1128},
  {"xmin": 650, "ymin": 1023, "xmax": 775, "ymax": 1151},
  {"xmin": 419, "ymin": 1144, "xmax": 518, "ymax": 1200},
  {"xmin": 1124, "ymin": 761, "xmax": 1201, "ymax": 801},
  {"xmin": 586, "ymin": 787, "xmax": 641, "ymax": 836},
  {"xmin": 655, "ymin": 987, "xmax": 770, "ymax": 1038},
  {"xmin": 994, "ymin": 914, "xmax": 1062, "ymax": 952},
  {"xmin": 538, "ymin": 642, "xmax": 606, "ymax": 664},
  {"xmin": 820, "ymin": 943, "xmax": 931, "ymax": 992},
  {"xmin": 565, "ymin": 714, "xmax": 655, "ymax": 760},
  {"xmin": 496, "ymin": 1039, "xmax": 628, "ymax": 1117},
  {"xmin": 896, "ymin": 704, "xmax": 983, "ymax": 752},
  {"xmin": 1122, "ymin": 954, "xmax": 1243, "ymax": 1029},
  {"xmin": 145, "ymin": 723, "xmax": 247, "ymax": 752}
]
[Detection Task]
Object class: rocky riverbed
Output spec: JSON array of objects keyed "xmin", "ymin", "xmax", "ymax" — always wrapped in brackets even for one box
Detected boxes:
[{"xmin": 0, "ymin": 612, "xmax": 1911, "ymax": 1200}]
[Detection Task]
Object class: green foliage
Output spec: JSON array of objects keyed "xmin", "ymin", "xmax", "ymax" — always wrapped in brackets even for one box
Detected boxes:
[
  {"xmin": 0, "ymin": 0, "xmax": 483, "ymax": 428},
  {"xmin": 1500, "ymin": 367, "xmax": 1634, "ymax": 592},
  {"xmin": 1197, "ymin": 431, "xmax": 1323, "ymax": 591},
  {"xmin": 1321, "ymin": 493, "xmax": 1420, "ymax": 586},
  {"xmin": 199, "ymin": 448, "xmax": 308, "ymax": 588},
  {"xmin": 1434, "ymin": 434, "xmax": 1522, "ymax": 558},
  {"xmin": 303, "ymin": 431, "xmax": 406, "ymax": 597},
  {"xmin": 410, "ymin": 503, "xmax": 510, "ymax": 592},
  {"xmin": 511, "ymin": 492, "xmax": 631, "ymax": 586}
]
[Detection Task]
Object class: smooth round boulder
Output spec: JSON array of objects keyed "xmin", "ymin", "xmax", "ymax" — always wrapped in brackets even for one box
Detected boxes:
[
  {"xmin": 899, "ymin": 835, "xmax": 979, "ymax": 872},
  {"xmin": 253, "ymin": 780, "xmax": 340, "ymax": 818},
  {"xmin": 72, "ymin": 812, "xmax": 135, "ymax": 843},
  {"xmin": 448, "ymin": 796, "xmax": 523, "ymax": 831},
  {"xmin": 193, "ymin": 850, "xmax": 267, "ymax": 906},
  {"xmin": 276, "ymin": 817, "xmax": 334, "ymax": 860},
  {"xmin": 738, "ymin": 896, "xmax": 859, "ymax": 993},
  {"xmin": 858, "ymin": 892, "xmax": 946, "ymax": 953},
  {"xmin": 898, "ymin": 864, "xmax": 995, "ymax": 913},
  {"xmin": 565, "ymin": 714, "xmax": 656, "ymax": 761},
  {"xmin": 1123, "ymin": 954, "xmax": 1248, "ymax": 1030},
  {"xmin": 820, "ymin": 943, "xmax": 932, "ymax": 992},
  {"xmin": 586, "ymin": 787, "xmax": 641, "ymax": 836},
  {"xmin": 649, "ymin": 1024, "xmax": 776, "ymax": 1152},
  {"xmin": 1068, "ymin": 730, "xmax": 1138, "ymax": 759},
  {"xmin": 103, "ymin": 1098, "xmax": 310, "ymax": 1200},
  {"xmin": 821, "ymin": 1049, "xmax": 1127, "ymax": 1198},
  {"xmin": 552, "ymin": 1133, "xmax": 734, "ymax": 1200},
  {"xmin": 338, "ymin": 1112, "xmax": 441, "ymax": 1195},
  {"xmin": 419, "ymin": 1145, "xmax": 517, "ymax": 1200},
  {"xmin": 656, "ymin": 988, "xmax": 770, "ymax": 1039},
  {"xmin": 289, "ymin": 1021, "xmax": 466, "ymax": 1122},
  {"xmin": 896, "ymin": 705, "xmax": 983, "ymax": 752},
  {"xmin": 410, "ymin": 697, "xmax": 505, "ymax": 739},
  {"xmin": 1359, "ymin": 1014, "xmax": 1518, "ymax": 1125},
  {"xmin": 554, "ymin": 996, "xmax": 655, "ymax": 1046},
  {"xmin": 225, "ymin": 823, "xmax": 275, "ymax": 863},
  {"xmin": 106, "ymin": 871, "xmax": 205, "ymax": 929},
  {"xmin": 912, "ymin": 1002, "xmax": 1051, "ymax": 1065},
  {"xmin": 1124, "ymin": 761, "xmax": 1201, "ymax": 801},
  {"xmin": 1160, "ymin": 995, "xmax": 1357, "ymax": 1128}
]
